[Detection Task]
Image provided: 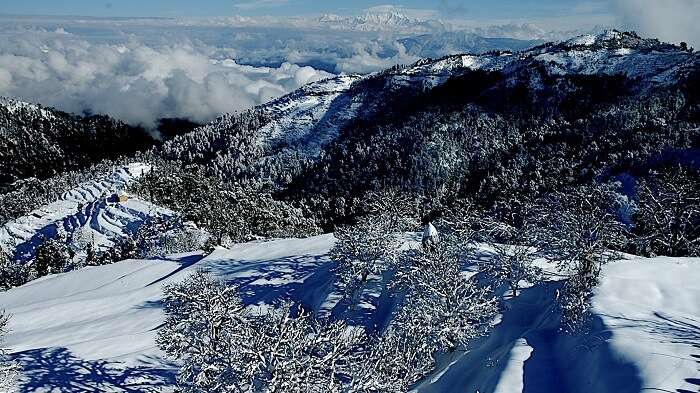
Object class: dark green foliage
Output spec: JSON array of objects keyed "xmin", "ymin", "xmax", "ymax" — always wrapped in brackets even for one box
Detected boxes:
[
  {"xmin": 0, "ymin": 100, "xmax": 158, "ymax": 188},
  {"xmin": 33, "ymin": 235, "xmax": 70, "ymax": 277}
]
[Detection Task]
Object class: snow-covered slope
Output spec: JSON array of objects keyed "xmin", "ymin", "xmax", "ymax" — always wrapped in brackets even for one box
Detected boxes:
[
  {"xmin": 420, "ymin": 256, "xmax": 700, "ymax": 393},
  {"xmin": 0, "ymin": 163, "xmax": 167, "ymax": 262},
  {"xmin": 1, "ymin": 234, "xmax": 697, "ymax": 392},
  {"xmin": 174, "ymin": 30, "xmax": 696, "ymax": 165},
  {"xmin": 0, "ymin": 235, "xmax": 337, "ymax": 392},
  {"xmin": 256, "ymin": 74, "xmax": 362, "ymax": 153}
]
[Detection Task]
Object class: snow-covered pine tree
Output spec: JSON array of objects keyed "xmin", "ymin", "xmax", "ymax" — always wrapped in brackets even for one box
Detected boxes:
[
  {"xmin": 33, "ymin": 235, "xmax": 69, "ymax": 277},
  {"xmin": 0, "ymin": 250, "xmax": 25, "ymax": 291}
]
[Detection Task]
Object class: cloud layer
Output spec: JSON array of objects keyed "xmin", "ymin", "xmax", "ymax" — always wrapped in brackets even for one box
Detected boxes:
[
  {"xmin": 0, "ymin": 26, "xmax": 331, "ymax": 127},
  {"xmin": 0, "ymin": 9, "xmax": 604, "ymax": 127},
  {"xmin": 612, "ymin": 0, "xmax": 700, "ymax": 47}
]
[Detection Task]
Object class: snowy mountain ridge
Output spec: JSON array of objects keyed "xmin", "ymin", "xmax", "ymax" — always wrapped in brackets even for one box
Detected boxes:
[
  {"xmin": 173, "ymin": 30, "xmax": 696, "ymax": 166},
  {"xmin": 0, "ymin": 97, "xmax": 56, "ymax": 123}
]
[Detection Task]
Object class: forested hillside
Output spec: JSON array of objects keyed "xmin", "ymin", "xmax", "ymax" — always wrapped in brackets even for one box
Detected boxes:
[{"xmin": 0, "ymin": 98, "xmax": 199, "ymax": 191}]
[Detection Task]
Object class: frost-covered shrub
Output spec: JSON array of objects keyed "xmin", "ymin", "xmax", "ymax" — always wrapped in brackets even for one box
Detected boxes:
[
  {"xmin": 633, "ymin": 165, "xmax": 700, "ymax": 257},
  {"xmin": 157, "ymin": 271, "xmax": 250, "ymax": 392},
  {"xmin": 531, "ymin": 184, "xmax": 627, "ymax": 327},
  {"xmin": 355, "ymin": 244, "xmax": 497, "ymax": 392},
  {"xmin": 0, "ymin": 312, "xmax": 20, "ymax": 392},
  {"xmin": 130, "ymin": 216, "xmax": 207, "ymax": 259},
  {"xmin": 330, "ymin": 214, "xmax": 401, "ymax": 305},
  {"xmin": 480, "ymin": 207, "xmax": 542, "ymax": 297},
  {"xmin": 157, "ymin": 272, "xmax": 363, "ymax": 393}
]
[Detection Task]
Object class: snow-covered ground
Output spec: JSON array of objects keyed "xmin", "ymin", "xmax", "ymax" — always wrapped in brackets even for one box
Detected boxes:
[
  {"xmin": 0, "ymin": 163, "xmax": 169, "ymax": 262},
  {"xmin": 0, "ymin": 234, "xmax": 697, "ymax": 392}
]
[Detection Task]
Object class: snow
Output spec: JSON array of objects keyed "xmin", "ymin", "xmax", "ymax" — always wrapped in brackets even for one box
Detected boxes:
[
  {"xmin": 0, "ymin": 163, "xmax": 168, "ymax": 262},
  {"xmin": 0, "ymin": 235, "xmax": 337, "ymax": 392},
  {"xmin": 420, "ymin": 256, "xmax": 700, "ymax": 393},
  {"xmin": 0, "ymin": 97, "xmax": 56, "ymax": 122},
  {"xmin": 0, "ymin": 232, "xmax": 697, "ymax": 392},
  {"xmin": 593, "ymin": 258, "xmax": 700, "ymax": 393},
  {"xmin": 257, "ymin": 74, "xmax": 361, "ymax": 154}
]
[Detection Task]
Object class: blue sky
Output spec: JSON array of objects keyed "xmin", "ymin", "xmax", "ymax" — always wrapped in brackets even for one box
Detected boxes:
[{"xmin": 0, "ymin": 0, "xmax": 611, "ymax": 19}]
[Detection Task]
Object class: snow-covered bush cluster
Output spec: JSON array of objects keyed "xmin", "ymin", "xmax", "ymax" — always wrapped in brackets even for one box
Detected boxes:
[
  {"xmin": 160, "ymin": 203, "xmax": 500, "ymax": 392},
  {"xmin": 157, "ymin": 271, "xmax": 362, "ymax": 393},
  {"xmin": 0, "ymin": 311, "xmax": 19, "ymax": 392}
]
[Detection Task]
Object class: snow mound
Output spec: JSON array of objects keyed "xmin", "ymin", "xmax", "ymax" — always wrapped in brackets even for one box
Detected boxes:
[{"xmin": 0, "ymin": 234, "xmax": 697, "ymax": 392}]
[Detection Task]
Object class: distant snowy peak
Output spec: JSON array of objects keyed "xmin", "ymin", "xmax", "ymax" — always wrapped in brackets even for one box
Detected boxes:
[{"xmin": 317, "ymin": 10, "xmax": 443, "ymax": 33}]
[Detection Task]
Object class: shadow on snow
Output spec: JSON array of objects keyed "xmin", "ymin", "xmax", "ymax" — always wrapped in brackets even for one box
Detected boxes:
[{"xmin": 11, "ymin": 347, "xmax": 177, "ymax": 393}]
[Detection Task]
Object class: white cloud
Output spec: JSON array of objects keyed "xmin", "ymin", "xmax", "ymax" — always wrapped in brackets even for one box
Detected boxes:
[
  {"xmin": 0, "ymin": 14, "xmax": 579, "ymax": 127},
  {"xmin": 611, "ymin": 0, "xmax": 700, "ymax": 46},
  {"xmin": 0, "ymin": 28, "xmax": 331, "ymax": 127},
  {"xmin": 233, "ymin": 0, "xmax": 289, "ymax": 10},
  {"xmin": 335, "ymin": 41, "xmax": 419, "ymax": 74}
]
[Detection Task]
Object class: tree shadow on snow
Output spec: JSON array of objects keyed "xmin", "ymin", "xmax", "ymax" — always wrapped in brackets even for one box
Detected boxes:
[
  {"xmin": 419, "ymin": 281, "xmax": 644, "ymax": 393},
  {"xmin": 11, "ymin": 347, "xmax": 176, "ymax": 392},
  {"xmin": 143, "ymin": 252, "xmax": 206, "ymax": 288},
  {"xmin": 196, "ymin": 254, "xmax": 336, "ymax": 313},
  {"xmin": 596, "ymin": 312, "xmax": 700, "ymax": 393}
]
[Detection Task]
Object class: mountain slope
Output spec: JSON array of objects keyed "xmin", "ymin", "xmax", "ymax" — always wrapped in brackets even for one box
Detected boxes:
[
  {"xmin": 0, "ymin": 163, "xmax": 167, "ymax": 263},
  {"xmin": 1, "ymin": 236, "xmax": 697, "ymax": 392},
  {"xmin": 159, "ymin": 30, "xmax": 697, "ymax": 170},
  {"xmin": 0, "ymin": 98, "xmax": 159, "ymax": 190}
]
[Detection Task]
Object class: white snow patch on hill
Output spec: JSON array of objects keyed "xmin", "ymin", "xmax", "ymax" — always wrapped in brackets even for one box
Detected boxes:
[
  {"xmin": 0, "ymin": 163, "xmax": 167, "ymax": 262},
  {"xmin": 0, "ymin": 234, "xmax": 697, "ymax": 392}
]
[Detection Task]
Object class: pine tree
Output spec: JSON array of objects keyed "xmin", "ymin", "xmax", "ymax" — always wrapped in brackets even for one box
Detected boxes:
[
  {"xmin": 0, "ymin": 250, "xmax": 25, "ymax": 291},
  {"xmin": 33, "ymin": 236, "xmax": 69, "ymax": 277}
]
